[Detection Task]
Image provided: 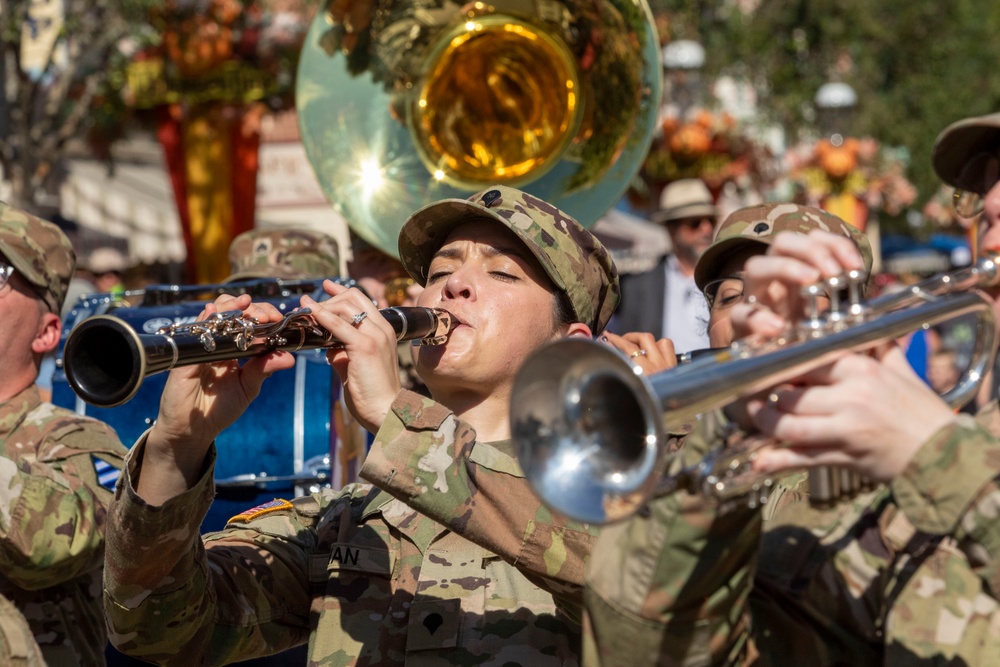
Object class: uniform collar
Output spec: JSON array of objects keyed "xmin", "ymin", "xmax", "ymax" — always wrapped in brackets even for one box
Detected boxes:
[{"xmin": 0, "ymin": 384, "xmax": 41, "ymax": 437}]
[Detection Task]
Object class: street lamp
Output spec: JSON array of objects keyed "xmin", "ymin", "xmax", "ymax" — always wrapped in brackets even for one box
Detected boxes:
[
  {"xmin": 662, "ymin": 39, "xmax": 706, "ymax": 120},
  {"xmin": 814, "ymin": 81, "xmax": 857, "ymax": 144}
]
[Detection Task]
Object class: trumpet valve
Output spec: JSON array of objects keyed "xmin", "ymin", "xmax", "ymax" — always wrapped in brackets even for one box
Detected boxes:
[
  {"xmin": 798, "ymin": 269, "xmax": 869, "ymax": 335},
  {"xmin": 799, "ymin": 283, "xmax": 827, "ymax": 336},
  {"xmin": 808, "ymin": 467, "xmax": 841, "ymax": 509},
  {"xmin": 845, "ymin": 269, "xmax": 867, "ymax": 319},
  {"xmin": 696, "ymin": 447, "xmax": 778, "ymax": 512}
]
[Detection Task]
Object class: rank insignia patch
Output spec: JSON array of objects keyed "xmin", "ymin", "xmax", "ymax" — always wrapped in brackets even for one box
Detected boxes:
[{"xmin": 91, "ymin": 456, "xmax": 121, "ymax": 491}]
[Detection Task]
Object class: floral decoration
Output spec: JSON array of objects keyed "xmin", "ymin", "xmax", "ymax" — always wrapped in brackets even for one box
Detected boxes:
[
  {"xmin": 635, "ymin": 107, "xmax": 778, "ymax": 211},
  {"xmin": 784, "ymin": 136, "xmax": 917, "ymax": 219},
  {"xmin": 923, "ymin": 184, "xmax": 974, "ymax": 231}
]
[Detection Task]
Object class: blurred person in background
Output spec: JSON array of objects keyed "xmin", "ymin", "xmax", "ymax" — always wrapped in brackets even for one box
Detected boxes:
[
  {"xmin": 347, "ymin": 231, "xmax": 423, "ymax": 309},
  {"xmin": 225, "ymin": 227, "xmax": 341, "ymax": 284},
  {"xmin": 61, "ymin": 265, "xmax": 98, "ymax": 319},
  {"xmin": 611, "ymin": 178, "xmax": 716, "ymax": 352},
  {"xmin": 86, "ymin": 247, "xmax": 129, "ymax": 299}
]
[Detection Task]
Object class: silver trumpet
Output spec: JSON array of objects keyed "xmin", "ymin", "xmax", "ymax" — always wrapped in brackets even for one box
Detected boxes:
[
  {"xmin": 511, "ymin": 255, "xmax": 1000, "ymax": 524},
  {"xmin": 63, "ymin": 306, "xmax": 454, "ymax": 408}
]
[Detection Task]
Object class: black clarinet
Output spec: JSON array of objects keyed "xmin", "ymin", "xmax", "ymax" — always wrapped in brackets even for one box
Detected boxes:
[{"xmin": 62, "ymin": 307, "xmax": 454, "ymax": 408}]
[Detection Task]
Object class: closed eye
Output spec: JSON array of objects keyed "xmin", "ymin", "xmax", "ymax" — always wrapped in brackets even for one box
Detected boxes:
[
  {"xmin": 717, "ymin": 292, "xmax": 743, "ymax": 307},
  {"xmin": 427, "ymin": 271, "xmax": 451, "ymax": 283}
]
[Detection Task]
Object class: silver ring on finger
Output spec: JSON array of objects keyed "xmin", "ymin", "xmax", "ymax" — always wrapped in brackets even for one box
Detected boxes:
[
  {"xmin": 351, "ymin": 311, "xmax": 368, "ymax": 328},
  {"xmin": 767, "ymin": 391, "xmax": 781, "ymax": 409}
]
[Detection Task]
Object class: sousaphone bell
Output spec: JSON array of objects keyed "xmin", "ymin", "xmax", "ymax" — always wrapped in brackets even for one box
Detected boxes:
[{"xmin": 296, "ymin": 0, "xmax": 662, "ymax": 257}]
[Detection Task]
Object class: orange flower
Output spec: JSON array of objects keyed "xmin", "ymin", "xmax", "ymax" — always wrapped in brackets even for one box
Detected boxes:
[{"xmin": 668, "ymin": 123, "xmax": 712, "ymax": 160}]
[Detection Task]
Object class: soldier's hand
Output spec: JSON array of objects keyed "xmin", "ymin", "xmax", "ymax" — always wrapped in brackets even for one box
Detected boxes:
[
  {"xmin": 303, "ymin": 281, "xmax": 402, "ymax": 433},
  {"xmin": 744, "ymin": 343, "xmax": 956, "ymax": 483},
  {"xmin": 602, "ymin": 331, "xmax": 678, "ymax": 375},
  {"xmin": 732, "ymin": 230, "xmax": 865, "ymax": 341},
  {"xmin": 142, "ymin": 294, "xmax": 295, "ymax": 504}
]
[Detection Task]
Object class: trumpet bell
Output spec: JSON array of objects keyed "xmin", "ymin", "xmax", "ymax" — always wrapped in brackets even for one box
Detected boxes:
[
  {"xmin": 512, "ymin": 258, "xmax": 1000, "ymax": 525},
  {"xmin": 510, "ymin": 338, "xmax": 665, "ymax": 524},
  {"xmin": 296, "ymin": 0, "xmax": 661, "ymax": 258}
]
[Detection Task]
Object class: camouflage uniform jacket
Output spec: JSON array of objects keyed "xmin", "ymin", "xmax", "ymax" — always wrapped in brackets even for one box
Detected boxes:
[
  {"xmin": 0, "ymin": 592, "xmax": 46, "ymax": 667},
  {"xmin": 104, "ymin": 389, "xmax": 587, "ymax": 666},
  {"xmin": 585, "ymin": 407, "xmax": 1000, "ymax": 666},
  {"xmin": 0, "ymin": 383, "xmax": 126, "ymax": 667}
]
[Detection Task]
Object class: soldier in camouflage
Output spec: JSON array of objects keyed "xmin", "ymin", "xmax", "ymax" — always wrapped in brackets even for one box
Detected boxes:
[
  {"xmin": 0, "ymin": 593, "xmax": 45, "ymax": 667},
  {"xmin": 225, "ymin": 227, "xmax": 341, "ymax": 282},
  {"xmin": 695, "ymin": 202, "xmax": 873, "ymax": 348},
  {"xmin": 0, "ymin": 202, "xmax": 127, "ymax": 666},
  {"xmin": 103, "ymin": 184, "xmax": 619, "ymax": 664},
  {"xmin": 585, "ymin": 170, "xmax": 1000, "ymax": 662}
]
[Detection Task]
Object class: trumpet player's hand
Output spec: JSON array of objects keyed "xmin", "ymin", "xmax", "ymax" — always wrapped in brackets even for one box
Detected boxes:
[
  {"xmin": 732, "ymin": 230, "xmax": 866, "ymax": 341},
  {"xmin": 601, "ymin": 332, "xmax": 678, "ymax": 375},
  {"xmin": 744, "ymin": 344, "xmax": 957, "ymax": 483},
  {"xmin": 302, "ymin": 280, "xmax": 401, "ymax": 434},
  {"xmin": 141, "ymin": 295, "xmax": 295, "ymax": 505}
]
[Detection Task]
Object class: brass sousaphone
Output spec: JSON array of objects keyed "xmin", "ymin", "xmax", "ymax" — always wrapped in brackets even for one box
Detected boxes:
[{"xmin": 296, "ymin": 0, "xmax": 662, "ymax": 256}]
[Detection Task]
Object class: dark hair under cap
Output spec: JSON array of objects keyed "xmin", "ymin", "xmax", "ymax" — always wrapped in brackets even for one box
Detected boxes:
[{"xmin": 398, "ymin": 185, "xmax": 621, "ymax": 333}]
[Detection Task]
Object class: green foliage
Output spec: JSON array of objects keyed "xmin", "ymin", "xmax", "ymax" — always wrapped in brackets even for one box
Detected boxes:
[
  {"xmin": 0, "ymin": 0, "xmax": 159, "ymax": 208},
  {"xmin": 648, "ymin": 0, "xmax": 1000, "ymax": 233}
]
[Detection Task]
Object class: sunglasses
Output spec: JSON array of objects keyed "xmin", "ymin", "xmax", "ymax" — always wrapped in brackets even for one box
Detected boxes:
[{"xmin": 669, "ymin": 216, "xmax": 714, "ymax": 230}]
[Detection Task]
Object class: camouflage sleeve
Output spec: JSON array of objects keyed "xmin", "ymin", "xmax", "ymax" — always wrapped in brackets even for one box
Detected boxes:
[
  {"xmin": 890, "ymin": 414, "xmax": 1000, "ymax": 595},
  {"xmin": 361, "ymin": 390, "xmax": 595, "ymax": 597},
  {"xmin": 975, "ymin": 397, "xmax": 1000, "ymax": 437},
  {"xmin": 583, "ymin": 413, "xmax": 761, "ymax": 667},
  {"xmin": 0, "ymin": 418, "xmax": 125, "ymax": 590},
  {"xmin": 104, "ymin": 434, "xmax": 315, "ymax": 665},
  {"xmin": 0, "ymin": 593, "xmax": 45, "ymax": 667}
]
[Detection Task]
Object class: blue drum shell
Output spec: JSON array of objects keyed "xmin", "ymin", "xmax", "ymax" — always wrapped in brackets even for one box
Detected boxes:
[{"xmin": 55, "ymin": 293, "xmax": 337, "ymax": 533}]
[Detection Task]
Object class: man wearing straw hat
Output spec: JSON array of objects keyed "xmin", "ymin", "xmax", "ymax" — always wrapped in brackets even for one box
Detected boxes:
[{"xmin": 612, "ymin": 178, "xmax": 716, "ymax": 352}]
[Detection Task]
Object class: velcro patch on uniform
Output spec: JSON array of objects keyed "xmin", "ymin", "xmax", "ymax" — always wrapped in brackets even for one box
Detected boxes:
[
  {"xmin": 91, "ymin": 455, "xmax": 121, "ymax": 491},
  {"xmin": 227, "ymin": 498, "xmax": 293, "ymax": 524},
  {"xmin": 405, "ymin": 598, "xmax": 460, "ymax": 651},
  {"xmin": 326, "ymin": 543, "xmax": 393, "ymax": 576}
]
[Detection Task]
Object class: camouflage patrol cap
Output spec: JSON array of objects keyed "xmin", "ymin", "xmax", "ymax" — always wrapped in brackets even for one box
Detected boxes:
[
  {"xmin": 226, "ymin": 227, "xmax": 340, "ymax": 282},
  {"xmin": 398, "ymin": 185, "xmax": 620, "ymax": 333},
  {"xmin": 931, "ymin": 112, "xmax": 1000, "ymax": 193},
  {"xmin": 694, "ymin": 203, "xmax": 873, "ymax": 291},
  {"xmin": 0, "ymin": 201, "xmax": 75, "ymax": 313}
]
